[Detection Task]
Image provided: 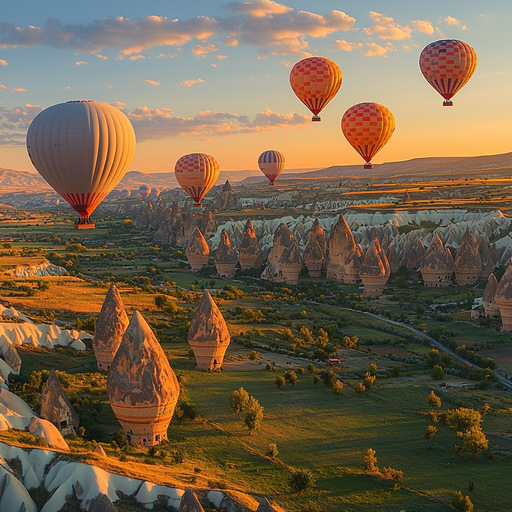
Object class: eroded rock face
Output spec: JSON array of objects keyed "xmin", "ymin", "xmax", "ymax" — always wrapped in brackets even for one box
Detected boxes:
[
  {"xmin": 107, "ymin": 311, "xmax": 179, "ymax": 446},
  {"xmin": 420, "ymin": 233, "xmax": 454, "ymax": 288},
  {"xmin": 454, "ymin": 229, "xmax": 482, "ymax": 285},
  {"xmin": 478, "ymin": 236, "xmax": 495, "ymax": 280},
  {"xmin": 0, "ymin": 340, "xmax": 21, "ymax": 373},
  {"xmin": 495, "ymin": 266, "xmax": 512, "ymax": 331},
  {"xmin": 40, "ymin": 371, "xmax": 80, "ymax": 436},
  {"xmin": 186, "ymin": 227, "xmax": 210, "ymax": 271},
  {"xmin": 239, "ymin": 219, "xmax": 263, "ymax": 270},
  {"xmin": 404, "ymin": 247, "xmax": 418, "ymax": 269},
  {"xmin": 89, "ymin": 493, "xmax": 119, "ymax": 512},
  {"xmin": 93, "ymin": 284, "xmax": 130, "ymax": 371},
  {"xmin": 257, "ymin": 498, "xmax": 278, "ymax": 512},
  {"xmin": 214, "ymin": 230, "xmax": 238, "ymax": 278},
  {"xmin": 188, "ymin": 290, "xmax": 230, "ymax": 370},
  {"xmin": 279, "ymin": 241, "xmax": 302, "ymax": 285},
  {"xmin": 304, "ymin": 231, "xmax": 324, "ymax": 277},
  {"xmin": 386, "ymin": 243, "xmax": 400, "ymax": 274},
  {"xmin": 200, "ymin": 210, "xmax": 217, "ymax": 239},
  {"xmin": 483, "ymin": 273, "xmax": 499, "ymax": 317},
  {"xmin": 134, "ymin": 209, "xmax": 149, "ymax": 229},
  {"xmin": 359, "ymin": 238, "xmax": 390, "ymax": 297},
  {"xmin": 178, "ymin": 488, "xmax": 205, "ymax": 512},
  {"xmin": 216, "ymin": 180, "xmax": 236, "ymax": 211},
  {"xmin": 326, "ymin": 214, "xmax": 360, "ymax": 283},
  {"xmin": 310, "ymin": 219, "xmax": 327, "ymax": 262},
  {"xmin": 401, "ymin": 191, "xmax": 411, "ymax": 203},
  {"xmin": 263, "ymin": 224, "xmax": 295, "ymax": 283},
  {"xmin": 176, "ymin": 214, "xmax": 196, "ymax": 246}
]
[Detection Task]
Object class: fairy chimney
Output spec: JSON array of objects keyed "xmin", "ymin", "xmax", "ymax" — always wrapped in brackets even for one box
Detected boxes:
[
  {"xmin": 93, "ymin": 284, "xmax": 129, "ymax": 371},
  {"xmin": 478, "ymin": 236, "xmax": 495, "ymax": 280},
  {"xmin": 214, "ymin": 230, "xmax": 238, "ymax": 278},
  {"xmin": 186, "ymin": 227, "xmax": 210, "ymax": 271},
  {"xmin": 0, "ymin": 340, "xmax": 21, "ymax": 373},
  {"xmin": 454, "ymin": 229, "xmax": 482, "ymax": 285},
  {"xmin": 495, "ymin": 265, "xmax": 512, "ymax": 331},
  {"xmin": 257, "ymin": 498, "xmax": 278, "ymax": 512},
  {"xmin": 107, "ymin": 311, "xmax": 179, "ymax": 446},
  {"xmin": 179, "ymin": 489, "xmax": 205, "ymax": 512},
  {"xmin": 40, "ymin": 370, "xmax": 80, "ymax": 436},
  {"xmin": 239, "ymin": 219, "xmax": 263, "ymax": 270},
  {"xmin": 401, "ymin": 191, "xmax": 411, "ymax": 203},
  {"xmin": 188, "ymin": 290, "xmax": 231, "ymax": 370},
  {"xmin": 304, "ymin": 231, "xmax": 324, "ymax": 277},
  {"xmin": 359, "ymin": 238, "xmax": 390, "ymax": 297},
  {"xmin": 404, "ymin": 247, "xmax": 418, "ymax": 269},
  {"xmin": 326, "ymin": 214, "xmax": 360, "ymax": 283},
  {"xmin": 415, "ymin": 240, "xmax": 426, "ymax": 263},
  {"xmin": 200, "ymin": 210, "xmax": 217, "ymax": 239},
  {"xmin": 279, "ymin": 241, "xmax": 302, "ymax": 285},
  {"xmin": 264, "ymin": 223, "xmax": 295, "ymax": 282},
  {"xmin": 216, "ymin": 180, "xmax": 236, "ymax": 210},
  {"xmin": 176, "ymin": 214, "xmax": 196, "ymax": 246},
  {"xmin": 483, "ymin": 273, "xmax": 499, "ymax": 317},
  {"xmin": 420, "ymin": 233, "xmax": 454, "ymax": 287},
  {"xmin": 310, "ymin": 219, "xmax": 327, "ymax": 263},
  {"xmin": 386, "ymin": 243, "xmax": 400, "ymax": 274}
]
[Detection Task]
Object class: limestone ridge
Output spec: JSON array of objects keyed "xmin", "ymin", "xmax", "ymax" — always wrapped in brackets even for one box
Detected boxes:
[
  {"xmin": 326, "ymin": 214, "xmax": 360, "ymax": 283},
  {"xmin": 40, "ymin": 370, "xmax": 80, "ymax": 436},
  {"xmin": 188, "ymin": 290, "xmax": 231, "ymax": 370},
  {"xmin": 304, "ymin": 231, "xmax": 324, "ymax": 277},
  {"xmin": 186, "ymin": 227, "xmax": 210, "ymax": 271},
  {"xmin": 214, "ymin": 229, "xmax": 238, "ymax": 278},
  {"xmin": 494, "ymin": 266, "xmax": 512, "ymax": 331},
  {"xmin": 93, "ymin": 284, "xmax": 129, "ymax": 371},
  {"xmin": 420, "ymin": 233, "xmax": 454, "ymax": 287},
  {"xmin": 239, "ymin": 219, "xmax": 263, "ymax": 270},
  {"xmin": 107, "ymin": 311, "xmax": 179, "ymax": 446},
  {"xmin": 483, "ymin": 273, "xmax": 499, "ymax": 317},
  {"xmin": 359, "ymin": 238, "xmax": 390, "ymax": 297},
  {"xmin": 178, "ymin": 488, "xmax": 205, "ymax": 512}
]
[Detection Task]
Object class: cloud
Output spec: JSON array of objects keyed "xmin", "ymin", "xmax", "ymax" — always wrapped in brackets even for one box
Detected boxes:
[
  {"xmin": 363, "ymin": 12, "xmax": 411, "ymax": 40},
  {"xmin": 129, "ymin": 55, "xmax": 145, "ymax": 60},
  {"xmin": 144, "ymin": 79, "xmax": 160, "ymax": 86},
  {"xmin": 443, "ymin": 16, "xmax": 461, "ymax": 26},
  {"xmin": 0, "ymin": 7, "xmax": 355, "ymax": 57},
  {"xmin": 75, "ymin": 61, "xmax": 87, "ymax": 65},
  {"xmin": 411, "ymin": 20, "xmax": 434, "ymax": 35},
  {"xmin": 216, "ymin": 55, "xmax": 228, "ymax": 59},
  {"xmin": 63, "ymin": 86, "xmax": 71, "ymax": 89},
  {"xmin": 0, "ymin": 103, "xmax": 42, "ymax": 144},
  {"xmin": 96, "ymin": 54, "xmax": 107, "ymax": 60},
  {"xmin": 12, "ymin": 88, "xmax": 26, "ymax": 92},
  {"xmin": 0, "ymin": 60, "xmax": 7, "ymax": 66},
  {"xmin": 191, "ymin": 43, "xmax": 217, "ymax": 56},
  {"xmin": 333, "ymin": 39, "xmax": 363, "ymax": 51},
  {"xmin": 179, "ymin": 78, "xmax": 205, "ymax": 87},
  {"xmin": 363, "ymin": 42, "xmax": 394, "ymax": 57}
]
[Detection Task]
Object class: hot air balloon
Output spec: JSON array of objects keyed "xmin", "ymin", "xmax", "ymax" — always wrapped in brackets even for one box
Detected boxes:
[
  {"xmin": 151, "ymin": 188, "xmax": 161, "ymax": 198},
  {"xmin": 341, "ymin": 103, "xmax": 395, "ymax": 170},
  {"xmin": 258, "ymin": 150, "xmax": 285, "ymax": 186},
  {"xmin": 419, "ymin": 39, "xmax": 477, "ymax": 106},
  {"xmin": 139, "ymin": 184, "xmax": 151, "ymax": 198},
  {"xmin": 175, "ymin": 153, "xmax": 219, "ymax": 207},
  {"xmin": 290, "ymin": 57, "xmax": 342, "ymax": 121},
  {"xmin": 26, "ymin": 100, "xmax": 136, "ymax": 229},
  {"xmin": 121, "ymin": 189, "xmax": 131, "ymax": 199}
]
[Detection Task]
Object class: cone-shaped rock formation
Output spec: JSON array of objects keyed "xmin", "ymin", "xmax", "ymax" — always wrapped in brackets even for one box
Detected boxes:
[
  {"xmin": 214, "ymin": 229, "xmax": 238, "ymax": 278},
  {"xmin": 178, "ymin": 489, "xmax": 205, "ymax": 512},
  {"xmin": 310, "ymin": 219, "xmax": 327, "ymax": 267},
  {"xmin": 0, "ymin": 340, "xmax": 21, "ymax": 373},
  {"xmin": 420, "ymin": 233, "xmax": 454, "ymax": 287},
  {"xmin": 401, "ymin": 191, "xmax": 411, "ymax": 203},
  {"xmin": 304, "ymin": 231, "xmax": 324, "ymax": 277},
  {"xmin": 483, "ymin": 273, "xmax": 499, "ymax": 317},
  {"xmin": 107, "ymin": 311, "xmax": 179, "ymax": 446},
  {"xmin": 239, "ymin": 219, "xmax": 263, "ymax": 270},
  {"xmin": 186, "ymin": 227, "xmax": 210, "ymax": 271},
  {"xmin": 326, "ymin": 214, "xmax": 360, "ymax": 283},
  {"xmin": 263, "ymin": 223, "xmax": 295, "ymax": 283},
  {"xmin": 216, "ymin": 180, "xmax": 236, "ymax": 210},
  {"xmin": 359, "ymin": 238, "xmax": 390, "ymax": 297},
  {"xmin": 257, "ymin": 498, "xmax": 278, "ymax": 512},
  {"xmin": 93, "ymin": 284, "xmax": 129, "ymax": 371},
  {"xmin": 454, "ymin": 229, "xmax": 482, "ymax": 285},
  {"xmin": 495, "ymin": 265, "xmax": 512, "ymax": 331},
  {"xmin": 279, "ymin": 241, "xmax": 302, "ymax": 285},
  {"xmin": 188, "ymin": 290, "xmax": 231, "ymax": 370},
  {"xmin": 40, "ymin": 370, "xmax": 80, "ymax": 436},
  {"xmin": 478, "ymin": 236, "xmax": 495, "ymax": 280},
  {"xmin": 386, "ymin": 243, "xmax": 400, "ymax": 274},
  {"xmin": 200, "ymin": 210, "xmax": 217, "ymax": 239}
]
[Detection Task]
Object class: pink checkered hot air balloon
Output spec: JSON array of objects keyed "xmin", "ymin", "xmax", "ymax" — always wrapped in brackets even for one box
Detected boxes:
[
  {"xmin": 419, "ymin": 39, "xmax": 477, "ymax": 106},
  {"xmin": 258, "ymin": 150, "xmax": 285, "ymax": 186}
]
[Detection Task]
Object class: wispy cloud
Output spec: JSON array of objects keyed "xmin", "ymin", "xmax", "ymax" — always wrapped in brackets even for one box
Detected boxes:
[
  {"xmin": 191, "ymin": 43, "xmax": 218, "ymax": 56},
  {"xmin": 443, "ymin": 16, "xmax": 461, "ymax": 26},
  {"xmin": 144, "ymin": 79, "xmax": 160, "ymax": 86},
  {"xmin": 0, "ymin": 60, "xmax": 7, "ymax": 66},
  {"xmin": 75, "ymin": 61, "xmax": 87, "ymax": 65},
  {"xmin": 363, "ymin": 12, "xmax": 411, "ymax": 40},
  {"xmin": 223, "ymin": 0, "xmax": 292, "ymax": 17},
  {"xmin": 129, "ymin": 55, "xmax": 145, "ymax": 60},
  {"xmin": 96, "ymin": 54, "xmax": 107, "ymax": 60},
  {"xmin": 179, "ymin": 78, "xmax": 205, "ymax": 87},
  {"xmin": 411, "ymin": 20, "xmax": 434, "ymax": 35},
  {"xmin": 12, "ymin": 87, "xmax": 26, "ymax": 93},
  {"xmin": 333, "ymin": 39, "xmax": 363, "ymax": 52},
  {"xmin": 0, "ymin": 103, "xmax": 42, "ymax": 144},
  {"xmin": 363, "ymin": 42, "xmax": 395, "ymax": 57}
]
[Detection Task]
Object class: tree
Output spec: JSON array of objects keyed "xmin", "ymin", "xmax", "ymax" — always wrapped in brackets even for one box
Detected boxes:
[
  {"xmin": 312, "ymin": 375, "xmax": 320, "ymax": 385},
  {"xmin": 275, "ymin": 375, "xmax": 286, "ymax": 388},
  {"xmin": 288, "ymin": 469, "xmax": 316, "ymax": 495},
  {"xmin": 154, "ymin": 295, "xmax": 168, "ymax": 308},
  {"xmin": 415, "ymin": 304, "xmax": 425, "ymax": 317},
  {"xmin": 306, "ymin": 363, "xmax": 316, "ymax": 374},
  {"xmin": 333, "ymin": 380, "xmax": 343, "ymax": 398},
  {"xmin": 364, "ymin": 372, "xmax": 376, "ymax": 393},
  {"xmin": 427, "ymin": 390, "xmax": 441, "ymax": 408},
  {"xmin": 355, "ymin": 382, "xmax": 366, "ymax": 398},
  {"xmin": 367, "ymin": 363, "xmax": 378, "ymax": 376},
  {"xmin": 316, "ymin": 328, "xmax": 329, "ymax": 347},
  {"xmin": 426, "ymin": 349, "xmax": 441, "ymax": 368},
  {"xmin": 266, "ymin": 443, "xmax": 279, "ymax": 459},
  {"xmin": 431, "ymin": 365, "xmax": 445, "ymax": 380},
  {"xmin": 285, "ymin": 370, "xmax": 298, "ymax": 386},
  {"xmin": 382, "ymin": 467, "xmax": 404, "ymax": 490},
  {"xmin": 425, "ymin": 425, "xmax": 437, "ymax": 442},
  {"xmin": 342, "ymin": 335, "xmax": 358, "ymax": 348},
  {"xmin": 364, "ymin": 448, "xmax": 378, "ymax": 474},
  {"xmin": 322, "ymin": 369, "xmax": 337, "ymax": 388},
  {"xmin": 112, "ymin": 430, "xmax": 128, "ymax": 452},
  {"xmin": 456, "ymin": 426, "xmax": 488, "ymax": 457},
  {"xmin": 244, "ymin": 397, "xmax": 264, "ymax": 432},
  {"xmin": 230, "ymin": 388, "xmax": 249, "ymax": 418},
  {"xmin": 392, "ymin": 366, "xmax": 400, "ymax": 377},
  {"xmin": 446, "ymin": 408, "xmax": 482, "ymax": 432},
  {"xmin": 452, "ymin": 491, "xmax": 474, "ymax": 512}
]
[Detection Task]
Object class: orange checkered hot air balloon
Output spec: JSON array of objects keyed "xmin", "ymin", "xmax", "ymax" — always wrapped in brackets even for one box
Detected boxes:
[
  {"xmin": 290, "ymin": 57, "xmax": 342, "ymax": 122},
  {"xmin": 341, "ymin": 103, "xmax": 395, "ymax": 170},
  {"xmin": 175, "ymin": 153, "xmax": 220, "ymax": 207},
  {"xmin": 419, "ymin": 39, "xmax": 477, "ymax": 106}
]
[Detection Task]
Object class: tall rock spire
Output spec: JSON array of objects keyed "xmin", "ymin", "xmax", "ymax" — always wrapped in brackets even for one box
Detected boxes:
[
  {"xmin": 239, "ymin": 219, "xmax": 263, "ymax": 270},
  {"xmin": 359, "ymin": 238, "xmax": 390, "ymax": 297},
  {"xmin": 186, "ymin": 227, "xmax": 210, "ymax": 271}
]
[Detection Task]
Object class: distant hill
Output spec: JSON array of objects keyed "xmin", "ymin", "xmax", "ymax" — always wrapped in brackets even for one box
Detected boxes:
[{"xmin": 0, "ymin": 168, "xmax": 50, "ymax": 192}]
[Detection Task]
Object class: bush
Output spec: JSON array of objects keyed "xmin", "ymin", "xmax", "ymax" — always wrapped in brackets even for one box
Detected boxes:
[
  {"xmin": 266, "ymin": 443, "xmax": 279, "ymax": 459},
  {"xmin": 452, "ymin": 491, "xmax": 473, "ymax": 512},
  {"xmin": 427, "ymin": 390, "xmax": 441, "ymax": 408},
  {"xmin": 275, "ymin": 375, "xmax": 286, "ymax": 388},
  {"xmin": 112, "ymin": 430, "xmax": 128, "ymax": 452},
  {"xmin": 431, "ymin": 365, "xmax": 445, "ymax": 380},
  {"xmin": 288, "ymin": 469, "xmax": 315, "ymax": 495},
  {"xmin": 244, "ymin": 397, "xmax": 264, "ymax": 432},
  {"xmin": 284, "ymin": 370, "xmax": 298, "ymax": 386}
]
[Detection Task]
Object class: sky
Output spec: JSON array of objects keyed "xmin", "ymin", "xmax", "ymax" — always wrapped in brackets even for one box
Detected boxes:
[{"xmin": 0, "ymin": 0, "xmax": 511, "ymax": 174}]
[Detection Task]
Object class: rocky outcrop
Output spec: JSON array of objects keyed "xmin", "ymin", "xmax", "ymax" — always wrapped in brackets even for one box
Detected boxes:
[
  {"xmin": 454, "ymin": 229, "xmax": 482, "ymax": 285},
  {"xmin": 401, "ymin": 191, "xmax": 411, "ymax": 203},
  {"xmin": 386, "ymin": 243, "xmax": 400, "ymax": 274},
  {"xmin": 107, "ymin": 311, "xmax": 179, "ymax": 446},
  {"xmin": 483, "ymin": 273, "xmax": 499, "ymax": 317},
  {"xmin": 478, "ymin": 236, "xmax": 495, "ymax": 280},
  {"xmin": 188, "ymin": 290, "xmax": 230, "ymax": 370},
  {"xmin": 93, "ymin": 284, "xmax": 130, "ymax": 371},
  {"xmin": 216, "ymin": 180, "xmax": 236, "ymax": 211},
  {"xmin": 10, "ymin": 260, "xmax": 66, "ymax": 278},
  {"xmin": 420, "ymin": 233, "xmax": 454, "ymax": 287},
  {"xmin": 178, "ymin": 488, "xmax": 204, "ymax": 512},
  {"xmin": 359, "ymin": 238, "xmax": 390, "ymax": 297},
  {"xmin": 326, "ymin": 214, "xmax": 360, "ymax": 283},
  {"xmin": 214, "ymin": 230, "xmax": 238, "ymax": 278},
  {"xmin": 263, "ymin": 224, "xmax": 295, "ymax": 283},
  {"xmin": 133, "ymin": 209, "xmax": 149, "ymax": 229},
  {"xmin": 200, "ymin": 210, "xmax": 217, "ymax": 239},
  {"xmin": 89, "ymin": 493, "xmax": 119, "ymax": 512},
  {"xmin": 404, "ymin": 246, "xmax": 418, "ymax": 269},
  {"xmin": 279, "ymin": 241, "xmax": 302, "ymax": 285},
  {"xmin": 176, "ymin": 214, "xmax": 197, "ymax": 246},
  {"xmin": 257, "ymin": 498, "xmax": 278, "ymax": 512},
  {"xmin": 495, "ymin": 265, "xmax": 512, "ymax": 331},
  {"xmin": 186, "ymin": 227, "xmax": 210, "ymax": 271},
  {"xmin": 304, "ymin": 231, "xmax": 324, "ymax": 277},
  {"xmin": 40, "ymin": 370, "xmax": 80, "ymax": 436},
  {"xmin": 0, "ymin": 340, "xmax": 21, "ymax": 373},
  {"xmin": 239, "ymin": 219, "xmax": 263, "ymax": 270},
  {"xmin": 310, "ymin": 219, "xmax": 327, "ymax": 266}
]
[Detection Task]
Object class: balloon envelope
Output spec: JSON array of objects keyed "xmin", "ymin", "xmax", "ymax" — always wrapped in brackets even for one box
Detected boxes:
[
  {"xmin": 139, "ymin": 184, "xmax": 151, "ymax": 198},
  {"xmin": 175, "ymin": 153, "xmax": 220, "ymax": 207},
  {"xmin": 121, "ymin": 189, "xmax": 131, "ymax": 198},
  {"xmin": 26, "ymin": 100, "xmax": 136, "ymax": 220},
  {"xmin": 290, "ymin": 57, "xmax": 342, "ymax": 121},
  {"xmin": 341, "ymin": 102, "xmax": 395, "ymax": 169},
  {"xmin": 419, "ymin": 39, "xmax": 477, "ymax": 106},
  {"xmin": 258, "ymin": 150, "xmax": 285, "ymax": 186}
]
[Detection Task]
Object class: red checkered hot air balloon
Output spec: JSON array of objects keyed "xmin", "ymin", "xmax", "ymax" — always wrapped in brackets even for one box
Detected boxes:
[
  {"xmin": 290, "ymin": 57, "xmax": 342, "ymax": 122},
  {"xmin": 419, "ymin": 39, "xmax": 477, "ymax": 106},
  {"xmin": 341, "ymin": 103, "xmax": 395, "ymax": 170},
  {"xmin": 258, "ymin": 150, "xmax": 285, "ymax": 186},
  {"xmin": 175, "ymin": 153, "xmax": 220, "ymax": 207}
]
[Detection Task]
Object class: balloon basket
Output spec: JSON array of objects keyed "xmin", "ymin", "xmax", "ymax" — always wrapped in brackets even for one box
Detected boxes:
[
  {"xmin": 443, "ymin": 100, "xmax": 453, "ymax": 107},
  {"xmin": 364, "ymin": 163, "xmax": 373, "ymax": 170},
  {"xmin": 75, "ymin": 221, "xmax": 95, "ymax": 229},
  {"xmin": 312, "ymin": 115, "xmax": 321, "ymax": 122},
  {"xmin": 193, "ymin": 203, "xmax": 202, "ymax": 208},
  {"xmin": 269, "ymin": 182, "xmax": 275, "ymax": 187}
]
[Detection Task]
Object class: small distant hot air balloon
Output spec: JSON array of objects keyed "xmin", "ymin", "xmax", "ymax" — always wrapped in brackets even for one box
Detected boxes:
[
  {"xmin": 151, "ymin": 187, "xmax": 161, "ymax": 198},
  {"xmin": 175, "ymin": 153, "xmax": 220, "ymax": 207},
  {"xmin": 290, "ymin": 57, "xmax": 342, "ymax": 122},
  {"xmin": 26, "ymin": 100, "xmax": 136, "ymax": 229},
  {"xmin": 258, "ymin": 150, "xmax": 285, "ymax": 186},
  {"xmin": 419, "ymin": 39, "xmax": 477, "ymax": 106},
  {"xmin": 139, "ymin": 184, "xmax": 151, "ymax": 198},
  {"xmin": 121, "ymin": 189, "xmax": 131, "ymax": 198},
  {"xmin": 341, "ymin": 102, "xmax": 395, "ymax": 170}
]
